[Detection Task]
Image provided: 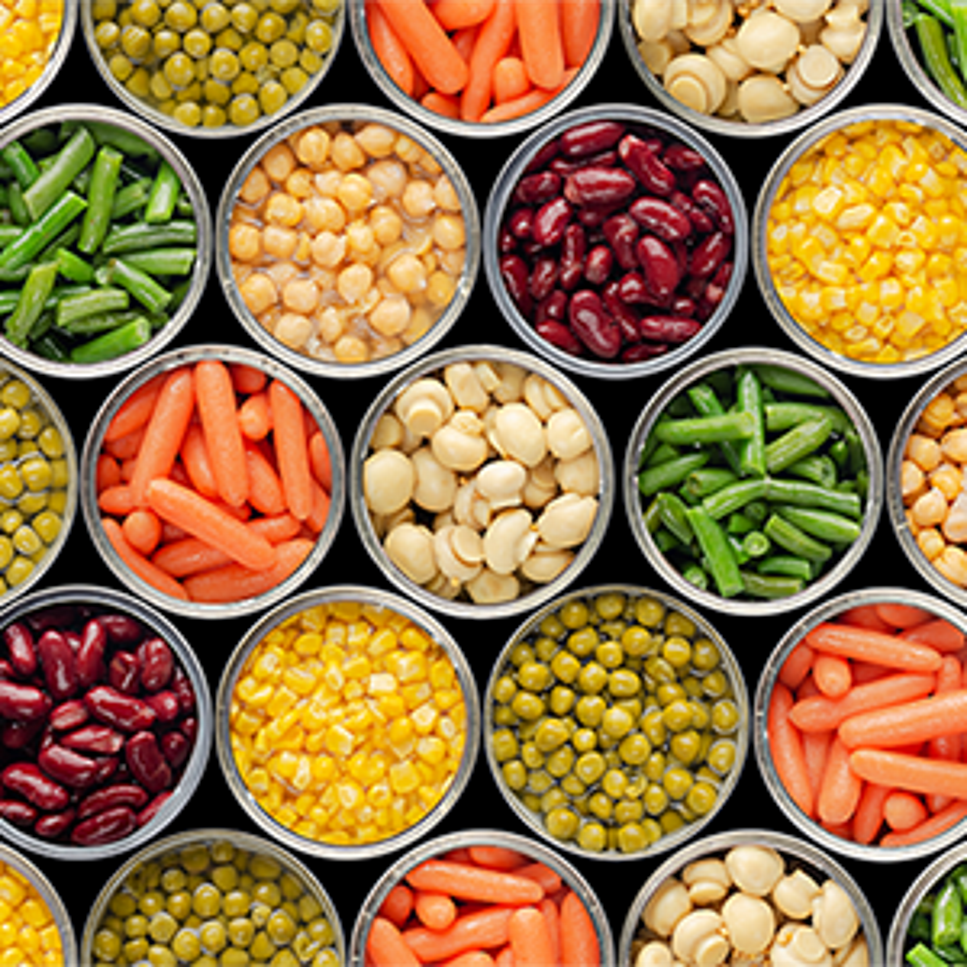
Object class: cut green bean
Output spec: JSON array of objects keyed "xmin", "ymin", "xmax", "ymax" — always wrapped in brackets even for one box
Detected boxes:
[
  {"xmin": 55, "ymin": 247, "xmax": 94, "ymax": 284},
  {"xmin": 119, "ymin": 247, "xmax": 197, "ymax": 277},
  {"xmin": 684, "ymin": 504, "xmax": 744, "ymax": 598},
  {"xmin": 638, "ymin": 452, "xmax": 709, "ymax": 498},
  {"xmin": 765, "ymin": 416, "xmax": 833, "ymax": 474},
  {"xmin": 774, "ymin": 505, "xmax": 863, "ymax": 544},
  {"xmin": 1, "ymin": 141, "xmax": 39, "ymax": 188},
  {"xmin": 757, "ymin": 555, "xmax": 814, "ymax": 581},
  {"xmin": 656, "ymin": 491, "xmax": 692, "ymax": 545},
  {"xmin": 653, "ymin": 411, "xmax": 756, "ymax": 446},
  {"xmin": 102, "ymin": 258, "xmax": 173, "ymax": 314},
  {"xmin": 110, "ymin": 177, "xmax": 153, "ymax": 220},
  {"xmin": 764, "ymin": 401, "xmax": 850, "ymax": 434},
  {"xmin": 67, "ymin": 120, "xmax": 159, "ymax": 159},
  {"xmin": 785, "ymin": 454, "xmax": 838, "ymax": 489},
  {"xmin": 56, "ymin": 287, "xmax": 129, "ymax": 328},
  {"xmin": 741, "ymin": 530, "xmax": 770, "ymax": 558},
  {"xmin": 737, "ymin": 368, "xmax": 766, "ymax": 477},
  {"xmin": 101, "ymin": 219, "xmax": 197, "ymax": 255},
  {"xmin": 4, "ymin": 261, "xmax": 57, "ymax": 347},
  {"xmin": 682, "ymin": 564, "xmax": 708, "ymax": 591},
  {"xmin": 23, "ymin": 127, "xmax": 95, "ymax": 222},
  {"xmin": 686, "ymin": 381, "xmax": 742, "ymax": 473},
  {"xmin": 78, "ymin": 145, "xmax": 124, "ymax": 256},
  {"xmin": 69, "ymin": 317, "xmax": 151, "ymax": 364},
  {"xmin": 914, "ymin": 11, "xmax": 967, "ymax": 105},
  {"xmin": 764, "ymin": 478, "xmax": 862, "ymax": 518},
  {"xmin": 907, "ymin": 942, "xmax": 954, "ymax": 967},
  {"xmin": 752, "ymin": 363, "xmax": 830, "ymax": 398},
  {"xmin": 144, "ymin": 160, "xmax": 181, "ymax": 224},
  {"xmin": 682, "ymin": 467, "xmax": 738, "ymax": 499},
  {"xmin": 702, "ymin": 478, "xmax": 768, "ymax": 520},
  {"xmin": 763, "ymin": 513, "xmax": 832, "ymax": 563},
  {"xmin": 0, "ymin": 191, "xmax": 87, "ymax": 273},
  {"xmin": 740, "ymin": 570, "xmax": 804, "ymax": 599}
]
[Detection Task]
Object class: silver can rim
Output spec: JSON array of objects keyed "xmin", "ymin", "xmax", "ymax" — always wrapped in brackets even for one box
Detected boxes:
[
  {"xmin": 754, "ymin": 585, "xmax": 967, "ymax": 864},
  {"xmin": 216, "ymin": 102, "xmax": 481, "ymax": 381},
  {"xmin": 752, "ymin": 102, "xmax": 967, "ymax": 380},
  {"xmin": 616, "ymin": 0, "xmax": 883, "ymax": 140},
  {"xmin": 0, "ymin": 103, "xmax": 212, "ymax": 380},
  {"xmin": 0, "ymin": 582, "xmax": 213, "ymax": 862},
  {"xmin": 349, "ymin": 342, "xmax": 614, "ymax": 620},
  {"xmin": 482, "ymin": 102, "xmax": 749, "ymax": 381},
  {"xmin": 349, "ymin": 0, "xmax": 616, "ymax": 140},
  {"xmin": 348, "ymin": 827, "xmax": 616, "ymax": 967},
  {"xmin": 622, "ymin": 345, "xmax": 884, "ymax": 616},
  {"xmin": 79, "ymin": 342, "xmax": 346, "ymax": 620},
  {"xmin": 617, "ymin": 827, "xmax": 884, "ymax": 966},
  {"xmin": 79, "ymin": 0, "xmax": 346, "ymax": 140},
  {"xmin": 214, "ymin": 582, "xmax": 481, "ymax": 862},
  {"xmin": 483, "ymin": 582, "xmax": 750, "ymax": 863},
  {"xmin": 80, "ymin": 826, "xmax": 346, "ymax": 962}
]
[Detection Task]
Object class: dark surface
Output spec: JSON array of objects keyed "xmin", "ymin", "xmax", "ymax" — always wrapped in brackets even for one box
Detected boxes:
[{"xmin": 7, "ymin": 3, "xmax": 932, "ymax": 957}]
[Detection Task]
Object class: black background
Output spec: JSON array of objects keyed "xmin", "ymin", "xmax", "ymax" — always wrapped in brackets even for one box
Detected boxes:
[{"xmin": 6, "ymin": 1, "xmax": 937, "ymax": 959}]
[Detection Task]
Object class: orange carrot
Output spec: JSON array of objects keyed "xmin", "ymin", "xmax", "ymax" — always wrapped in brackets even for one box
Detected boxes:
[
  {"xmin": 901, "ymin": 618, "xmax": 966, "ymax": 653},
  {"xmin": 181, "ymin": 537, "xmax": 313, "ymax": 603},
  {"xmin": 98, "ymin": 484, "xmax": 136, "ymax": 518},
  {"xmin": 560, "ymin": 0, "xmax": 599, "ymax": 67},
  {"xmin": 884, "ymin": 790, "xmax": 929, "ymax": 831},
  {"xmin": 494, "ymin": 947, "xmax": 513, "ymax": 967},
  {"xmin": 813, "ymin": 653, "xmax": 852, "ymax": 698},
  {"xmin": 804, "ymin": 622, "xmax": 943, "ymax": 673},
  {"xmin": 930, "ymin": 655, "xmax": 964, "ymax": 812},
  {"xmin": 405, "ymin": 859, "xmax": 543, "ymax": 905},
  {"xmin": 880, "ymin": 799, "xmax": 967, "ymax": 847},
  {"xmin": 96, "ymin": 454, "xmax": 121, "ymax": 492},
  {"xmin": 778, "ymin": 641, "xmax": 815, "ymax": 690},
  {"xmin": 460, "ymin": 0, "xmax": 515, "ymax": 122},
  {"xmin": 514, "ymin": 862, "xmax": 561, "ymax": 896},
  {"xmin": 244, "ymin": 443, "xmax": 287, "ymax": 517},
  {"xmin": 875, "ymin": 602, "xmax": 932, "ymax": 628},
  {"xmin": 104, "ymin": 426, "xmax": 145, "ymax": 462},
  {"xmin": 839, "ymin": 604, "xmax": 894, "ymax": 632},
  {"xmin": 304, "ymin": 479, "xmax": 331, "ymax": 535},
  {"xmin": 374, "ymin": 0, "xmax": 470, "ymax": 95},
  {"xmin": 514, "ymin": 0, "xmax": 563, "ymax": 89},
  {"xmin": 127, "ymin": 366, "xmax": 196, "ymax": 507},
  {"xmin": 478, "ymin": 69, "xmax": 576, "ymax": 123},
  {"xmin": 308, "ymin": 430, "xmax": 332, "ymax": 493},
  {"xmin": 852, "ymin": 782, "xmax": 889, "ymax": 845},
  {"xmin": 802, "ymin": 728, "xmax": 833, "ymax": 803},
  {"xmin": 850, "ymin": 748, "xmax": 967, "ymax": 800},
  {"xmin": 102, "ymin": 517, "xmax": 189, "ymax": 601},
  {"xmin": 195, "ymin": 359, "xmax": 249, "ymax": 508},
  {"xmin": 422, "ymin": 91, "xmax": 461, "ymax": 118},
  {"xmin": 817, "ymin": 735, "xmax": 863, "ymax": 826},
  {"xmin": 508, "ymin": 907, "xmax": 554, "ymax": 967},
  {"xmin": 838, "ymin": 688, "xmax": 967, "ymax": 749},
  {"xmin": 104, "ymin": 373, "xmax": 165, "ymax": 443},
  {"xmin": 467, "ymin": 845, "xmax": 526, "ymax": 870},
  {"xmin": 559, "ymin": 889, "xmax": 599, "ymax": 967},
  {"xmin": 238, "ymin": 390, "xmax": 272, "ymax": 441},
  {"xmin": 402, "ymin": 907, "xmax": 514, "ymax": 963},
  {"xmin": 269, "ymin": 380, "xmax": 313, "ymax": 521},
  {"xmin": 441, "ymin": 953, "xmax": 496, "ymax": 967},
  {"xmin": 492, "ymin": 55, "xmax": 529, "ymax": 103},
  {"xmin": 367, "ymin": 916, "xmax": 422, "ymax": 967},
  {"xmin": 540, "ymin": 898, "xmax": 560, "ymax": 964},
  {"xmin": 180, "ymin": 424, "xmax": 219, "ymax": 499},
  {"xmin": 380, "ymin": 884, "xmax": 415, "ymax": 927},
  {"xmin": 367, "ymin": 0, "xmax": 416, "ymax": 96},
  {"xmin": 229, "ymin": 362, "xmax": 267, "ymax": 396},
  {"xmin": 122, "ymin": 508, "xmax": 162, "ymax": 556},
  {"xmin": 768, "ymin": 681, "xmax": 814, "ymax": 818},
  {"xmin": 146, "ymin": 477, "xmax": 277, "ymax": 572},
  {"xmin": 452, "ymin": 25, "xmax": 479, "ymax": 61},
  {"xmin": 789, "ymin": 672, "xmax": 937, "ymax": 732},
  {"xmin": 435, "ymin": 0, "xmax": 495, "ymax": 30},
  {"xmin": 414, "ymin": 891, "xmax": 457, "ymax": 931}
]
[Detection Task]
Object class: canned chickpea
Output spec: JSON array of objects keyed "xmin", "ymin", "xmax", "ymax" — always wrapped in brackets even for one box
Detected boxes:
[{"xmin": 218, "ymin": 105, "xmax": 480, "ymax": 380}]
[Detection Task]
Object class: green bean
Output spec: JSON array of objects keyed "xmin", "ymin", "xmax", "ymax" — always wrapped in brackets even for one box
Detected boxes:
[
  {"xmin": 686, "ymin": 381, "xmax": 742, "ymax": 473},
  {"xmin": 656, "ymin": 491, "xmax": 692, "ymax": 545},
  {"xmin": 59, "ymin": 308, "xmax": 149, "ymax": 335},
  {"xmin": 757, "ymin": 555, "xmax": 814, "ymax": 581},
  {"xmin": 144, "ymin": 160, "xmax": 181, "ymax": 224},
  {"xmin": 737, "ymin": 368, "xmax": 766, "ymax": 477},
  {"xmin": 7, "ymin": 182, "xmax": 28, "ymax": 227},
  {"xmin": 110, "ymin": 177, "xmax": 153, "ymax": 220},
  {"xmin": 764, "ymin": 401, "xmax": 850, "ymax": 434},
  {"xmin": 23, "ymin": 127, "xmax": 95, "ymax": 222},
  {"xmin": 914, "ymin": 11, "xmax": 967, "ymax": 104},
  {"xmin": 4, "ymin": 261, "xmax": 57, "ymax": 347},
  {"xmin": 638, "ymin": 452, "xmax": 709, "ymax": 497},
  {"xmin": 653, "ymin": 411, "xmax": 756, "ymax": 446},
  {"xmin": 685, "ymin": 504, "xmax": 744, "ymax": 598},
  {"xmin": 54, "ymin": 248, "xmax": 94, "ymax": 284},
  {"xmin": 681, "ymin": 563, "xmax": 708, "ymax": 591},
  {"xmin": 726, "ymin": 511, "xmax": 755, "ymax": 535},
  {"xmin": 56, "ymin": 287, "xmax": 129, "ymax": 328},
  {"xmin": 0, "ymin": 227, "xmax": 21, "ymax": 248},
  {"xmin": 69, "ymin": 317, "xmax": 151, "ymax": 364},
  {"xmin": 785, "ymin": 454, "xmax": 838, "ymax": 489},
  {"xmin": 752, "ymin": 363, "xmax": 830, "ymax": 399},
  {"xmin": 918, "ymin": 0, "xmax": 955, "ymax": 26},
  {"xmin": 933, "ymin": 879, "xmax": 964, "ymax": 950},
  {"xmin": 0, "ymin": 192, "xmax": 87, "ymax": 273},
  {"xmin": 775, "ymin": 505, "xmax": 861, "ymax": 544},
  {"xmin": 763, "ymin": 513, "xmax": 832, "ymax": 564},
  {"xmin": 741, "ymin": 530, "xmax": 770, "ymax": 558},
  {"xmin": 67, "ymin": 120, "xmax": 159, "ymax": 160},
  {"xmin": 101, "ymin": 258, "xmax": 173, "ymax": 314},
  {"xmin": 702, "ymin": 479, "xmax": 768, "ymax": 520},
  {"xmin": 0, "ymin": 141, "xmax": 39, "ymax": 188},
  {"xmin": 764, "ymin": 478, "xmax": 862, "ymax": 518},
  {"xmin": 101, "ymin": 219, "xmax": 196, "ymax": 255},
  {"xmin": 682, "ymin": 467, "xmax": 738, "ymax": 499},
  {"xmin": 78, "ymin": 145, "xmax": 124, "ymax": 256},
  {"xmin": 907, "ymin": 942, "xmax": 955, "ymax": 967},
  {"xmin": 119, "ymin": 247, "xmax": 197, "ymax": 277},
  {"xmin": 765, "ymin": 416, "xmax": 833, "ymax": 474},
  {"xmin": 739, "ymin": 570, "xmax": 804, "ymax": 599}
]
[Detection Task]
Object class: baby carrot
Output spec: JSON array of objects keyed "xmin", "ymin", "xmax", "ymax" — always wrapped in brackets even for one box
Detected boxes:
[
  {"xmin": 838, "ymin": 604, "xmax": 894, "ymax": 632},
  {"xmin": 813, "ymin": 653, "xmax": 852, "ymax": 698},
  {"xmin": 304, "ymin": 479, "xmax": 331, "ymax": 535},
  {"xmin": 96, "ymin": 453, "xmax": 121, "ymax": 492},
  {"xmin": 367, "ymin": 0, "xmax": 416, "ymax": 97},
  {"xmin": 816, "ymin": 735, "xmax": 863, "ymax": 827},
  {"xmin": 852, "ymin": 748, "xmax": 967, "ymax": 801},
  {"xmin": 104, "ymin": 373, "xmax": 165, "ymax": 443},
  {"xmin": 478, "ymin": 70, "xmax": 577, "ymax": 123},
  {"xmin": 901, "ymin": 617, "xmax": 966, "ymax": 653},
  {"xmin": 244, "ymin": 443, "xmax": 287, "ymax": 517},
  {"xmin": 879, "ymin": 799, "xmax": 967, "ymax": 847},
  {"xmin": 238, "ymin": 390, "xmax": 272, "ymax": 441},
  {"xmin": 514, "ymin": 862, "xmax": 561, "ymax": 896},
  {"xmin": 104, "ymin": 426, "xmax": 145, "ymax": 462},
  {"xmin": 467, "ymin": 845, "xmax": 526, "ymax": 870},
  {"xmin": 195, "ymin": 359, "xmax": 249, "ymax": 508},
  {"xmin": 883, "ymin": 790, "xmax": 929, "ymax": 831},
  {"xmin": 441, "ymin": 953, "xmax": 495, "ymax": 967},
  {"xmin": 229, "ymin": 362, "xmax": 267, "ymax": 395},
  {"xmin": 127, "ymin": 366, "xmax": 195, "ymax": 506},
  {"xmin": 514, "ymin": 0, "xmax": 563, "ymax": 90},
  {"xmin": 540, "ymin": 898, "xmax": 560, "ymax": 963},
  {"xmin": 374, "ymin": 0, "xmax": 470, "ymax": 95},
  {"xmin": 121, "ymin": 508, "xmax": 162, "ymax": 556},
  {"xmin": 560, "ymin": 889, "xmax": 600, "ymax": 967},
  {"xmin": 367, "ymin": 916, "xmax": 422, "ymax": 967},
  {"xmin": 102, "ymin": 516, "xmax": 189, "ymax": 601},
  {"xmin": 789, "ymin": 672, "xmax": 937, "ymax": 732},
  {"xmin": 406, "ymin": 859, "xmax": 544, "ymax": 905},
  {"xmin": 804, "ymin": 622, "xmax": 943, "ymax": 673},
  {"xmin": 561, "ymin": 0, "xmax": 599, "ymax": 67},
  {"xmin": 838, "ymin": 688, "xmax": 967, "ymax": 749},
  {"xmin": 146, "ymin": 477, "xmax": 277, "ymax": 572},
  {"xmin": 778, "ymin": 641, "xmax": 815, "ymax": 690},
  {"xmin": 180, "ymin": 424, "xmax": 219, "ymax": 499},
  {"xmin": 414, "ymin": 891, "xmax": 457, "ymax": 931},
  {"xmin": 508, "ymin": 907, "xmax": 555, "ymax": 967},
  {"xmin": 380, "ymin": 884, "xmax": 415, "ymax": 927},
  {"xmin": 875, "ymin": 602, "xmax": 932, "ymax": 628},
  {"xmin": 930, "ymin": 655, "xmax": 964, "ymax": 812},
  {"xmin": 422, "ymin": 91, "xmax": 461, "ymax": 118},
  {"xmin": 181, "ymin": 537, "xmax": 313, "ymax": 603},
  {"xmin": 98, "ymin": 483, "xmax": 136, "ymax": 518},
  {"xmin": 268, "ymin": 379, "xmax": 313, "ymax": 521},
  {"xmin": 768, "ymin": 681, "xmax": 814, "ymax": 818},
  {"xmin": 492, "ymin": 56, "xmax": 529, "ymax": 104},
  {"xmin": 434, "ymin": 0, "xmax": 495, "ymax": 30},
  {"xmin": 802, "ymin": 728, "xmax": 833, "ymax": 803},
  {"xmin": 852, "ymin": 782, "xmax": 889, "ymax": 845},
  {"xmin": 460, "ymin": 0, "xmax": 515, "ymax": 122},
  {"xmin": 402, "ymin": 906, "xmax": 515, "ymax": 963}
]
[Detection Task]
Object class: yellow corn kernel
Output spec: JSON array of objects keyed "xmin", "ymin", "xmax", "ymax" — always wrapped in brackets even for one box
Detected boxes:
[
  {"xmin": 857, "ymin": 250, "xmax": 893, "ymax": 282},
  {"xmin": 879, "ymin": 278, "xmax": 905, "ymax": 310},
  {"xmin": 867, "ymin": 214, "xmax": 900, "ymax": 248},
  {"xmin": 814, "ymin": 260, "xmax": 849, "ymax": 286}
]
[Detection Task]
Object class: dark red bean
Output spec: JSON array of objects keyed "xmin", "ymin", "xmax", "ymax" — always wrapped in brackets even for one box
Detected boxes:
[
  {"xmin": 602, "ymin": 282, "xmax": 643, "ymax": 343},
  {"xmin": 48, "ymin": 699, "xmax": 89, "ymax": 731},
  {"xmin": 2, "ymin": 763, "xmax": 69, "ymax": 811},
  {"xmin": 144, "ymin": 690, "xmax": 180, "ymax": 724},
  {"xmin": 85, "ymin": 686, "xmax": 157, "ymax": 732},
  {"xmin": 568, "ymin": 290, "xmax": 621, "ymax": 359},
  {"xmin": 500, "ymin": 254, "xmax": 532, "ymax": 317},
  {"xmin": 27, "ymin": 606, "xmax": 75, "ymax": 633},
  {"xmin": 62, "ymin": 724, "xmax": 125, "ymax": 755},
  {"xmin": 584, "ymin": 245, "xmax": 614, "ymax": 286},
  {"xmin": 535, "ymin": 319, "xmax": 583, "ymax": 355},
  {"xmin": 549, "ymin": 149, "xmax": 618, "ymax": 176},
  {"xmin": 36, "ymin": 630, "xmax": 77, "ymax": 701},
  {"xmin": 0, "ymin": 659, "xmax": 14, "ymax": 680},
  {"xmin": 137, "ymin": 637, "xmax": 173, "ymax": 692},
  {"xmin": 97, "ymin": 613, "xmax": 143, "ymax": 645},
  {"xmin": 513, "ymin": 170, "xmax": 561, "ymax": 206},
  {"xmin": 70, "ymin": 806, "xmax": 137, "ymax": 846},
  {"xmin": 637, "ymin": 235, "xmax": 680, "ymax": 304},
  {"xmin": 639, "ymin": 315, "xmax": 703, "ymax": 344},
  {"xmin": 619, "ymin": 134, "xmax": 676, "ymax": 195},
  {"xmin": 528, "ymin": 258, "xmax": 559, "ymax": 301},
  {"xmin": 77, "ymin": 783, "xmax": 149, "ymax": 821},
  {"xmin": 670, "ymin": 190, "xmax": 714, "ymax": 234},
  {"xmin": 623, "ymin": 342, "xmax": 670, "ymax": 362},
  {"xmin": 617, "ymin": 271, "xmax": 653, "ymax": 306},
  {"xmin": 692, "ymin": 179, "xmax": 734, "ymax": 234},
  {"xmin": 38, "ymin": 744, "xmax": 102, "ymax": 788},
  {"xmin": 0, "ymin": 681, "xmax": 51, "ymax": 721},
  {"xmin": 628, "ymin": 197, "xmax": 692, "ymax": 242},
  {"xmin": 137, "ymin": 791, "xmax": 172, "ymax": 828},
  {"xmin": 688, "ymin": 230, "xmax": 732, "ymax": 279},
  {"xmin": 559, "ymin": 120, "xmax": 625, "ymax": 157},
  {"xmin": 0, "ymin": 798, "xmax": 38, "ymax": 827},
  {"xmin": 1, "ymin": 718, "xmax": 44, "ymax": 750},
  {"xmin": 4, "ymin": 623, "xmax": 36, "ymax": 677},
  {"xmin": 532, "ymin": 196, "xmax": 572, "ymax": 247},
  {"xmin": 507, "ymin": 207, "xmax": 535, "ymax": 241},
  {"xmin": 75, "ymin": 620, "xmax": 107, "ymax": 690},
  {"xmin": 535, "ymin": 289, "xmax": 568, "ymax": 325},
  {"xmin": 564, "ymin": 167, "xmax": 637, "ymax": 208},
  {"xmin": 559, "ymin": 224, "xmax": 586, "ymax": 291},
  {"xmin": 161, "ymin": 730, "xmax": 191, "ymax": 770},
  {"xmin": 34, "ymin": 809, "xmax": 75, "ymax": 840},
  {"xmin": 602, "ymin": 214, "xmax": 639, "ymax": 271},
  {"xmin": 663, "ymin": 142, "xmax": 707, "ymax": 172},
  {"xmin": 108, "ymin": 650, "xmax": 141, "ymax": 695},
  {"xmin": 125, "ymin": 731, "xmax": 172, "ymax": 794},
  {"xmin": 171, "ymin": 668, "xmax": 196, "ymax": 715}
]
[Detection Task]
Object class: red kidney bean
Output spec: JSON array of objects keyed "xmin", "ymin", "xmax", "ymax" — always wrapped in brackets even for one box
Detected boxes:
[
  {"xmin": 619, "ymin": 134, "xmax": 676, "ymax": 196},
  {"xmin": 623, "ymin": 342, "xmax": 669, "ymax": 362},
  {"xmin": 109, "ymin": 650, "xmax": 142, "ymax": 695},
  {"xmin": 125, "ymin": 731, "xmax": 172, "ymax": 794},
  {"xmin": 0, "ymin": 680, "xmax": 51, "ymax": 721},
  {"xmin": 528, "ymin": 257, "xmax": 559, "ymax": 302},
  {"xmin": 77, "ymin": 783, "xmax": 149, "ymax": 821},
  {"xmin": 34, "ymin": 808, "xmax": 75, "ymax": 840},
  {"xmin": 4, "ymin": 623, "xmax": 36, "ymax": 678},
  {"xmin": 559, "ymin": 120, "xmax": 625, "ymax": 157},
  {"xmin": 0, "ymin": 659, "xmax": 14, "ymax": 680},
  {"xmin": 663, "ymin": 142, "xmax": 708, "ymax": 172},
  {"xmin": 689, "ymin": 230, "xmax": 732, "ymax": 279},
  {"xmin": 535, "ymin": 289, "xmax": 567, "ymax": 326},
  {"xmin": 62, "ymin": 724, "xmax": 125, "ymax": 755},
  {"xmin": 48, "ymin": 699, "xmax": 89, "ymax": 732},
  {"xmin": 27, "ymin": 606, "xmax": 75, "ymax": 633},
  {"xmin": 507, "ymin": 207, "xmax": 534, "ymax": 242},
  {"xmin": 639, "ymin": 315, "xmax": 703, "ymax": 344},
  {"xmin": 144, "ymin": 690, "xmax": 181, "ymax": 724},
  {"xmin": 38, "ymin": 744, "xmax": 102, "ymax": 788},
  {"xmin": 670, "ymin": 189, "xmax": 715, "ymax": 234},
  {"xmin": 549, "ymin": 149, "xmax": 619, "ymax": 177},
  {"xmin": 2, "ymin": 763, "xmax": 69, "ymax": 811},
  {"xmin": 36, "ymin": 630, "xmax": 77, "ymax": 701},
  {"xmin": 536, "ymin": 319, "xmax": 583, "ymax": 355},
  {"xmin": 637, "ymin": 235, "xmax": 680, "ymax": 304},
  {"xmin": 137, "ymin": 791, "xmax": 172, "ymax": 827},
  {"xmin": 171, "ymin": 668, "xmax": 196, "ymax": 715},
  {"xmin": 71, "ymin": 806, "xmax": 137, "ymax": 846},
  {"xmin": 602, "ymin": 283, "xmax": 643, "ymax": 343},
  {"xmin": 76, "ymin": 619, "xmax": 107, "ymax": 688},
  {"xmin": 161, "ymin": 730, "xmax": 190, "ymax": 770},
  {"xmin": 559, "ymin": 224, "xmax": 586, "ymax": 291},
  {"xmin": 2, "ymin": 718, "xmax": 44, "ymax": 750},
  {"xmin": 500, "ymin": 254, "xmax": 532, "ymax": 317},
  {"xmin": 513, "ymin": 170, "xmax": 561, "ymax": 206},
  {"xmin": 97, "ymin": 613, "xmax": 143, "ymax": 646},
  {"xmin": 629, "ymin": 197, "xmax": 692, "ymax": 243},
  {"xmin": 568, "ymin": 290, "xmax": 621, "ymax": 359},
  {"xmin": 584, "ymin": 245, "xmax": 613, "ymax": 286},
  {"xmin": 692, "ymin": 179, "xmax": 734, "ymax": 234},
  {"xmin": 602, "ymin": 213, "xmax": 639, "ymax": 271},
  {"xmin": 532, "ymin": 196, "xmax": 572, "ymax": 247},
  {"xmin": 617, "ymin": 271, "xmax": 653, "ymax": 306},
  {"xmin": 180, "ymin": 716, "xmax": 198, "ymax": 744},
  {"xmin": 564, "ymin": 167, "xmax": 636, "ymax": 208},
  {"xmin": 137, "ymin": 637, "xmax": 173, "ymax": 692},
  {"xmin": 0, "ymin": 798, "xmax": 37, "ymax": 826},
  {"xmin": 85, "ymin": 686, "xmax": 157, "ymax": 732}
]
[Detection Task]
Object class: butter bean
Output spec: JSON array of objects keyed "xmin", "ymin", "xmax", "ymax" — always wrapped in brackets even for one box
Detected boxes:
[
  {"xmin": 384, "ymin": 522, "xmax": 438, "ymax": 584},
  {"xmin": 363, "ymin": 449, "xmax": 414, "ymax": 516}
]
